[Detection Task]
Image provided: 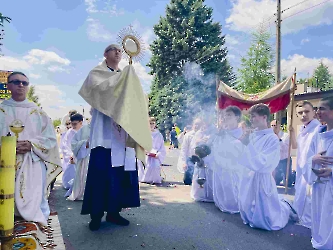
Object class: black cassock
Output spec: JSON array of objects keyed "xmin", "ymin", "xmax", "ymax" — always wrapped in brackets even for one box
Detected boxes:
[{"xmin": 81, "ymin": 147, "xmax": 140, "ymax": 219}]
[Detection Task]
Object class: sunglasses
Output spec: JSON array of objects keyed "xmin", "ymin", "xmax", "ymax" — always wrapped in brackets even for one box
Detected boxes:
[{"xmin": 8, "ymin": 80, "xmax": 29, "ymax": 86}]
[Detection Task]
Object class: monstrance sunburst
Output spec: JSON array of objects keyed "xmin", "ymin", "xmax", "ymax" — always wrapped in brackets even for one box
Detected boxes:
[{"xmin": 117, "ymin": 25, "xmax": 146, "ymax": 65}]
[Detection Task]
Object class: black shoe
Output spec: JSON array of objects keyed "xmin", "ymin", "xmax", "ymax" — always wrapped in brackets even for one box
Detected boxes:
[
  {"xmin": 106, "ymin": 213, "xmax": 130, "ymax": 226},
  {"xmin": 89, "ymin": 219, "xmax": 101, "ymax": 231}
]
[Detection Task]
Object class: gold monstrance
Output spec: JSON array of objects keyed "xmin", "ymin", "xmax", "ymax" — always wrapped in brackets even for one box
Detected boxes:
[{"xmin": 117, "ymin": 25, "xmax": 145, "ymax": 65}]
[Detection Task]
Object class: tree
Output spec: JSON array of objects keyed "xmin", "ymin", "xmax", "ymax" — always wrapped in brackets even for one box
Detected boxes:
[
  {"xmin": 237, "ymin": 29, "xmax": 274, "ymax": 94},
  {"xmin": 313, "ymin": 61, "xmax": 332, "ymax": 91},
  {"xmin": 27, "ymin": 85, "xmax": 41, "ymax": 106},
  {"xmin": 0, "ymin": 13, "xmax": 11, "ymax": 26},
  {"xmin": 148, "ymin": 0, "xmax": 235, "ymax": 134},
  {"xmin": 0, "ymin": 13, "xmax": 11, "ymax": 56},
  {"xmin": 53, "ymin": 118, "xmax": 61, "ymax": 128}
]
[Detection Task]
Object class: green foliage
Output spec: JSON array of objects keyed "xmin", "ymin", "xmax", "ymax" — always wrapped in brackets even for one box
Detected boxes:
[
  {"xmin": 0, "ymin": 13, "xmax": 11, "ymax": 26},
  {"xmin": 53, "ymin": 118, "xmax": 61, "ymax": 128},
  {"xmin": 27, "ymin": 85, "xmax": 41, "ymax": 106},
  {"xmin": 148, "ymin": 0, "xmax": 235, "ymax": 135},
  {"xmin": 313, "ymin": 61, "xmax": 332, "ymax": 91},
  {"xmin": 148, "ymin": 0, "xmax": 234, "ymax": 85},
  {"xmin": 237, "ymin": 29, "xmax": 274, "ymax": 94},
  {"xmin": 0, "ymin": 13, "xmax": 11, "ymax": 56}
]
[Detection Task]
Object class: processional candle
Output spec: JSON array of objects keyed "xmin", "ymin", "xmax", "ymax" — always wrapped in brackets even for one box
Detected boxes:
[{"xmin": 0, "ymin": 134, "xmax": 16, "ymax": 238}]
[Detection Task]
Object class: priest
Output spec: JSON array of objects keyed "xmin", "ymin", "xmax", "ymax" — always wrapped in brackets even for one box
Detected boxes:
[
  {"xmin": 79, "ymin": 44, "xmax": 152, "ymax": 231},
  {"xmin": 290, "ymin": 101, "xmax": 320, "ymax": 228},
  {"xmin": 238, "ymin": 104, "xmax": 291, "ymax": 230},
  {"xmin": 310, "ymin": 97, "xmax": 333, "ymax": 249},
  {"xmin": 0, "ymin": 71, "xmax": 61, "ymax": 226}
]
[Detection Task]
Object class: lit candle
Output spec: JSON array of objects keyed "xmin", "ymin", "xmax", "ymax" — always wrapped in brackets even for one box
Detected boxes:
[{"xmin": 0, "ymin": 134, "xmax": 16, "ymax": 237}]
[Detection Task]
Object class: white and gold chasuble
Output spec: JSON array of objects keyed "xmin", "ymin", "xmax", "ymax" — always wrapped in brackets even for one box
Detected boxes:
[{"xmin": 0, "ymin": 98, "xmax": 62, "ymax": 225}]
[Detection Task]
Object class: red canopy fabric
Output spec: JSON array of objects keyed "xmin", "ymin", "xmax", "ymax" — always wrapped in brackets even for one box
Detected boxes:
[{"xmin": 217, "ymin": 76, "xmax": 294, "ymax": 113}]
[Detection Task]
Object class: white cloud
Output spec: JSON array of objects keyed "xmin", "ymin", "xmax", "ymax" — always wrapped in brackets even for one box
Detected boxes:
[
  {"xmin": 86, "ymin": 18, "xmax": 114, "ymax": 42},
  {"xmin": 85, "ymin": 0, "xmax": 124, "ymax": 16},
  {"xmin": 29, "ymin": 73, "xmax": 41, "ymax": 79},
  {"xmin": 226, "ymin": 35, "xmax": 239, "ymax": 46},
  {"xmin": 0, "ymin": 49, "xmax": 70, "ymax": 74},
  {"xmin": 33, "ymin": 85, "xmax": 68, "ymax": 119},
  {"xmin": 281, "ymin": 54, "xmax": 333, "ymax": 78},
  {"xmin": 226, "ymin": 0, "xmax": 333, "ymax": 34},
  {"xmin": 47, "ymin": 65, "xmax": 68, "ymax": 73},
  {"xmin": 0, "ymin": 56, "xmax": 31, "ymax": 71},
  {"xmin": 300, "ymin": 38, "xmax": 310, "ymax": 45},
  {"xmin": 85, "ymin": 0, "xmax": 98, "ymax": 13},
  {"xmin": 23, "ymin": 49, "xmax": 70, "ymax": 66}
]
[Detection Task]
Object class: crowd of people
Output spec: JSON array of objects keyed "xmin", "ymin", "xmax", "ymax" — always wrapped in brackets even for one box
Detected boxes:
[
  {"xmin": 0, "ymin": 42, "xmax": 332, "ymax": 249},
  {"xmin": 176, "ymin": 100, "xmax": 333, "ymax": 249}
]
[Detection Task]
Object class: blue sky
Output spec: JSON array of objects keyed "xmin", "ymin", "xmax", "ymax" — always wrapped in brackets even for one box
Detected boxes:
[{"xmin": 1, "ymin": 0, "xmax": 333, "ymax": 119}]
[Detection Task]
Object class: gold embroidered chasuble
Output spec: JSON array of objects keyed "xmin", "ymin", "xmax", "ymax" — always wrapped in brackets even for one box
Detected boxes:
[{"xmin": 0, "ymin": 98, "xmax": 62, "ymax": 225}]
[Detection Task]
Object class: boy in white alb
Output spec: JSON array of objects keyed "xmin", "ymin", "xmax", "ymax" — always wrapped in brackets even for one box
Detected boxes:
[
  {"xmin": 289, "ymin": 101, "xmax": 320, "ymax": 228},
  {"xmin": 238, "ymin": 104, "xmax": 290, "ymax": 230},
  {"xmin": 310, "ymin": 97, "xmax": 333, "ymax": 249},
  {"xmin": 211, "ymin": 106, "xmax": 244, "ymax": 213}
]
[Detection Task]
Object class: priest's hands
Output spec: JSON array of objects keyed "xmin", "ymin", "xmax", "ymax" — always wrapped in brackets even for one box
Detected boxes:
[{"xmin": 16, "ymin": 140, "xmax": 32, "ymax": 154}]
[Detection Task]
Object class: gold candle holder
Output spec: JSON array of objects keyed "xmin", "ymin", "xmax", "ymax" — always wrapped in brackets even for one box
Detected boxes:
[{"xmin": 0, "ymin": 133, "xmax": 16, "ymax": 239}]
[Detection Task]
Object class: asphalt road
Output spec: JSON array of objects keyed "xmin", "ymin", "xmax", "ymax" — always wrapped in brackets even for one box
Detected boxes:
[{"xmin": 50, "ymin": 148, "xmax": 313, "ymax": 250}]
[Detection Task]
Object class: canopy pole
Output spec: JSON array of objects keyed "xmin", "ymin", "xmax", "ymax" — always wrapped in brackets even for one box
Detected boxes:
[{"xmin": 285, "ymin": 68, "xmax": 297, "ymax": 194}]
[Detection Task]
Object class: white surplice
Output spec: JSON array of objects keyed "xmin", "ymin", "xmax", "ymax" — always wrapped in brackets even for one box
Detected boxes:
[
  {"xmin": 190, "ymin": 129, "xmax": 214, "ymax": 202},
  {"xmin": 67, "ymin": 124, "xmax": 91, "ymax": 201},
  {"xmin": 0, "ymin": 98, "xmax": 62, "ymax": 226},
  {"xmin": 89, "ymin": 108, "xmax": 136, "ymax": 170},
  {"xmin": 60, "ymin": 128, "xmax": 77, "ymax": 189},
  {"xmin": 294, "ymin": 119, "xmax": 321, "ymax": 228},
  {"xmin": 211, "ymin": 128, "xmax": 244, "ymax": 213},
  {"xmin": 139, "ymin": 130, "xmax": 166, "ymax": 184},
  {"xmin": 311, "ymin": 126, "xmax": 333, "ymax": 250},
  {"xmin": 238, "ymin": 128, "xmax": 290, "ymax": 230},
  {"xmin": 177, "ymin": 130, "xmax": 195, "ymax": 173}
]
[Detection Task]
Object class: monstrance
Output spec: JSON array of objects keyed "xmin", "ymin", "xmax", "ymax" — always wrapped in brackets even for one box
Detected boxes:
[{"xmin": 117, "ymin": 25, "xmax": 145, "ymax": 65}]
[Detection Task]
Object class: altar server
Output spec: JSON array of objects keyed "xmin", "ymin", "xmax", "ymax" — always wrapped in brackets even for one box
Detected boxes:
[
  {"xmin": 290, "ymin": 101, "xmax": 320, "ymax": 228},
  {"xmin": 211, "ymin": 106, "xmax": 244, "ymax": 213},
  {"xmin": 310, "ymin": 97, "xmax": 333, "ymax": 249},
  {"xmin": 238, "ymin": 104, "xmax": 290, "ymax": 230},
  {"xmin": 139, "ymin": 117, "xmax": 166, "ymax": 184}
]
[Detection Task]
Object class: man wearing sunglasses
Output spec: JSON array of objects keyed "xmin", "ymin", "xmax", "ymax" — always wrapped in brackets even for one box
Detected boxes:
[{"xmin": 0, "ymin": 71, "xmax": 62, "ymax": 226}]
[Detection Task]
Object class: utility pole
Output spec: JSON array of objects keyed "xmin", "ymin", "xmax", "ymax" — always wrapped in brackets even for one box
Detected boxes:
[
  {"xmin": 276, "ymin": 0, "xmax": 281, "ymax": 85},
  {"xmin": 275, "ymin": 0, "xmax": 282, "ymax": 122}
]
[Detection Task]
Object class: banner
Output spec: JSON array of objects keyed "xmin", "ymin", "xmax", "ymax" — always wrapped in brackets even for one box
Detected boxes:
[{"xmin": 217, "ymin": 76, "xmax": 294, "ymax": 113}]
